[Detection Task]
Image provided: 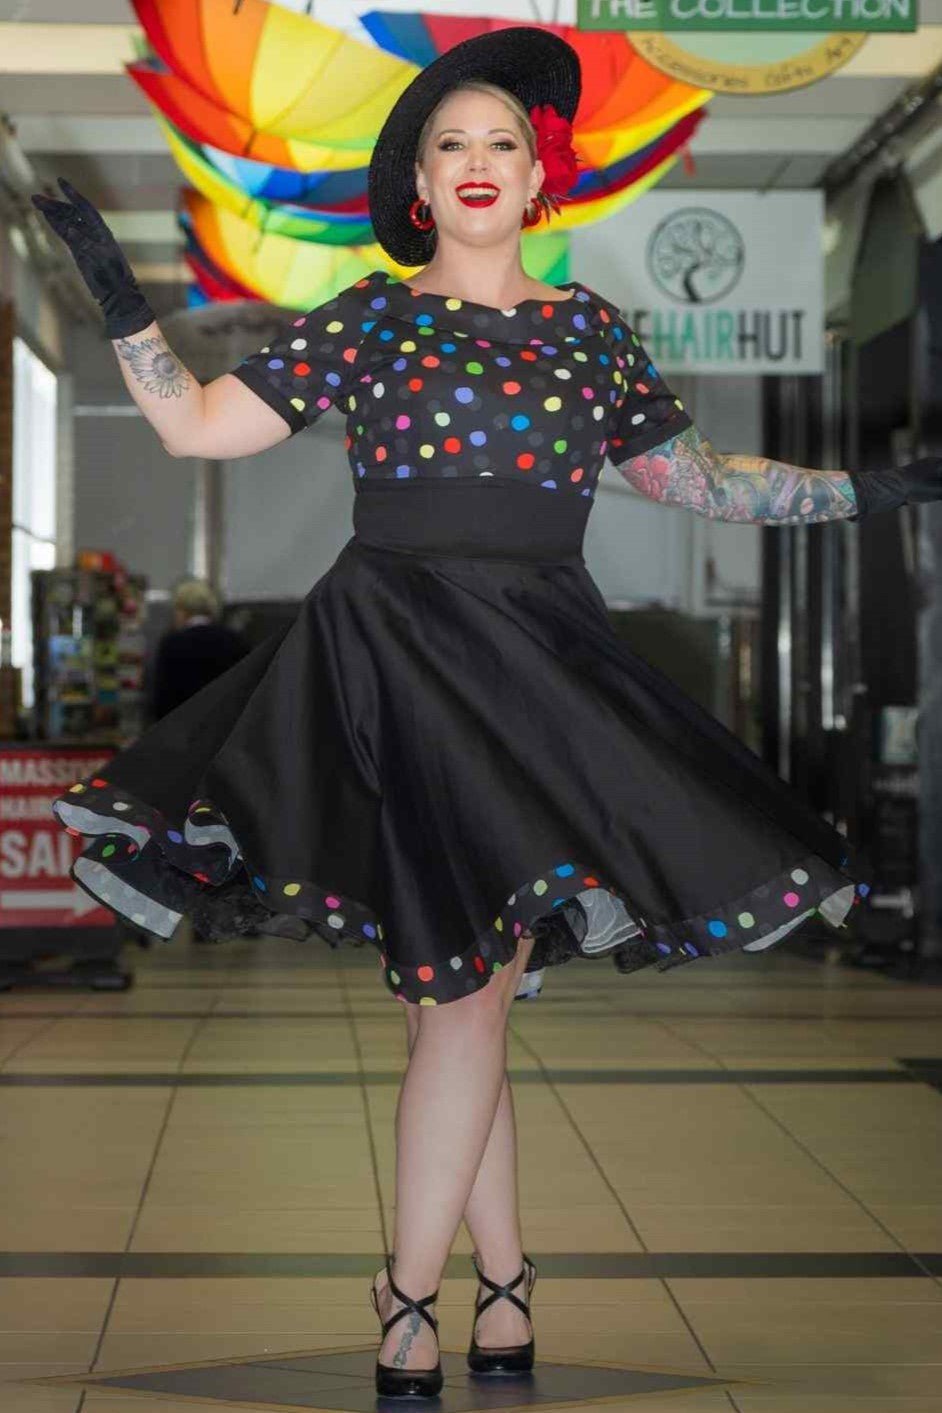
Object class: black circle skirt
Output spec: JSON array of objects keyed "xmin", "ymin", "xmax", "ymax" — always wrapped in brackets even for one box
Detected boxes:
[{"xmin": 53, "ymin": 478, "xmax": 864, "ymax": 1006}]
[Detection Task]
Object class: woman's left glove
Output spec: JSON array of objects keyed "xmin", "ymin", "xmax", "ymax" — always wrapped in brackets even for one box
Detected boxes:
[
  {"xmin": 850, "ymin": 459, "xmax": 942, "ymax": 519},
  {"xmin": 31, "ymin": 177, "xmax": 155, "ymax": 340}
]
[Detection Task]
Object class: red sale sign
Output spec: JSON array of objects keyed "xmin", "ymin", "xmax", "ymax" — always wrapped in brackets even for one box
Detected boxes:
[{"xmin": 0, "ymin": 746, "xmax": 115, "ymax": 928}]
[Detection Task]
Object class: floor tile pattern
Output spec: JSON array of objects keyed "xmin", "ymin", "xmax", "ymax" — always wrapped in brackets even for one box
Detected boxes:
[{"xmin": 1, "ymin": 933, "xmax": 941, "ymax": 1412}]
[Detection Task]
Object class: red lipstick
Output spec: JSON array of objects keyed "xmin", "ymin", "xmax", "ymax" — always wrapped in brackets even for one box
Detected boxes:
[{"xmin": 456, "ymin": 182, "xmax": 499, "ymax": 208}]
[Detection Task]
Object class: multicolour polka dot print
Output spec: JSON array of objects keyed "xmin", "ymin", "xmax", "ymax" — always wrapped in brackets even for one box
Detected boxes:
[
  {"xmin": 53, "ymin": 772, "xmax": 865, "ymax": 1006},
  {"xmin": 231, "ymin": 270, "xmax": 692, "ymax": 492}
]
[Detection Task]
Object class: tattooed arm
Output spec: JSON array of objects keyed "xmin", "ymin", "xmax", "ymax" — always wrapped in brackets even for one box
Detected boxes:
[
  {"xmin": 27, "ymin": 184, "xmax": 289, "ymax": 457},
  {"xmin": 111, "ymin": 322, "xmax": 292, "ymax": 459},
  {"xmin": 616, "ymin": 424, "xmax": 857, "ymax": 525}
]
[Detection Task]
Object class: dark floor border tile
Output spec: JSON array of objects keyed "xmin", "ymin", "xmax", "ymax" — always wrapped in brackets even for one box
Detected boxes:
[
  {"xmin": 0, "ymin": 1067, "xmax": 919, "ymax": 1087},
  {"xmin": 0, "ymin": 1250, "xmax": 936, "ymax": 1278},
  {"xmin": 124, "ymin": 975, "xmax": 925, "ymax": 991},
  {"xmin": 899, "ymin": 1058, "xmax": 942, "ymax": 1096},
  {"xmin": 0, "ymin": 1072, "xmax": 368, "ymax": 1086},
  {"xmin": 0, "ymin": 1010, "xmax": 355, "ymax": 1021},
  {"xmin": 0, "ymin": 1005, "xmax": 516, "ymax": 1018},
  {"xmin": 901, "ymin": 1057, "xmax": 942, "ymax": 1074},
  {"xmin": 538, "ymin": 1067, "xmax": 917, "ymax": 1084},
  {"xmin": 5, "ymin": 1008, "xmax": 942, "ymax": 1021}
]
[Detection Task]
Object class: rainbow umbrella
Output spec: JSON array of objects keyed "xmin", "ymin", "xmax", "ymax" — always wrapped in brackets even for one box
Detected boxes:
[
  {"xmin": 127, "ymin": 3, "xmax": 706, "ymax": 307},
  {"xmin": 179, "ymin": 216, "xmax": 265, "ymax": 303},
  {"xmin": 572, "ymin": 109, "xmax": 703, "ymax": 202},
  {"xmin": 185, "ymin": 247, "xmax": 259, "ymax": 303},
  {"xmin": 182, "ymin": 188, "xmax": 570, "ymax": 311},
  {"xmin": 360, "ymin": 13, "xmax": 710, "ymax": 170},
  {"xmin": 130, "ymin": 3, "xmax": 708, "ymax": 181},
  {"xmin": 160, "ymin": 115, "xmax": 375, "ymax": 243},
  {"xmin": 165, "ymin": 105, "xmax": 704, "ymax": 244},
  {"xmin": 550, "ymin": 107, "xmax": 707, "ymax": 228},
  {"xmin": 129, "ymin": 59, "xmax": 374, "ymax": 172},
  {"xmin": 130, "ymin": 0, "xmax": 418, "ymax": 144},
  {"xmin": 204, "ymin": 145, "xmax": 369, "ymax": 209},
  {"xmin": 184, "ymin": 187, "xmax": 415, "ymax": 307}
]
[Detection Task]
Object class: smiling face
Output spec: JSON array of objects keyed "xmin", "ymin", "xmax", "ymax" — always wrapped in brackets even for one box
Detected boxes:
[{"xmin": 414, "ymin": 85, "xmax": 544, "ymax": 251}]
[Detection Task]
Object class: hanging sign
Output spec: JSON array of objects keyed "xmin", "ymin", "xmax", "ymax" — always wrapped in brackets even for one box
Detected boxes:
[
  {"xmin": 624, "ymin": 31, "xmax": 866, "ymax": 91},
  {"xmin": 577, "ymin": 0, "xmax": 917, "ymax": 30},
  {"xmin": 577, "ymin": 0, "xmax": 884, "ymax": 91},
  {"xmin": 573, "ymin": 191, "xmax": 823, "ymax": 373}
]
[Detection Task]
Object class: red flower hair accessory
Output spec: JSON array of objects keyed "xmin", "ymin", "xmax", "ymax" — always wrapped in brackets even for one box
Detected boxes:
[{"xmin": 529, "ymin": 103, "xmax": 579, "ymax": 203}]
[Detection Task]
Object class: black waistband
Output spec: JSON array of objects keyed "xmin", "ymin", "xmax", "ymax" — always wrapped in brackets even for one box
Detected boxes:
[{"xmin": 351, "ymin": 478, "xmax": 590, "ymax": 562}]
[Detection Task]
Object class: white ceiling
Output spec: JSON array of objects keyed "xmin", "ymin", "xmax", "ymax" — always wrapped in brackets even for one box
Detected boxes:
[{"xmin": 2, "ymin": 0, "xmax": 942, "ymax": 279}]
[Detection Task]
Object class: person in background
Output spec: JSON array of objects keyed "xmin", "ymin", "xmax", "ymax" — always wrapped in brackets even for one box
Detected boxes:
[{"xmin": 149, "ymin": 578, "xmax": 249, "ymax": 722}]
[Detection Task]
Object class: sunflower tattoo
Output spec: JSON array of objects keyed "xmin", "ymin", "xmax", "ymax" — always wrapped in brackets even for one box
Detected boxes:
[{"xmin": 116, "ymin": 336, "xmax": 190, "ymax": 398}]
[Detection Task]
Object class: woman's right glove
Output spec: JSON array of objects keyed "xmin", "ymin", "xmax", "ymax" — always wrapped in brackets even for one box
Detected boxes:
[
  {"xmin": 31, "ymin": 178, "xmax": 155, "ymax": 340},
  {"xmin": 850, "ymin": 459, "xmax": 942, "ymax": 519}
]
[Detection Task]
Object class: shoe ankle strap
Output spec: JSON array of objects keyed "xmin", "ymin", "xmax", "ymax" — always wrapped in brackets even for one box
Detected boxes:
[
  {"xmin": 471, "ymin": 1252, "xmax": 536, "ymax": 1318},
  {"xmin": 382, "ymin": 1256, "xmax": 440, "ymax": 1338}
]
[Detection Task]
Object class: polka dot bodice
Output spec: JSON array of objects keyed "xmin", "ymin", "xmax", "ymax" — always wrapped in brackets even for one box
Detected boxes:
[{"xmin": 231, "ymin": 270, "xmax": 692, "ymax": 495}]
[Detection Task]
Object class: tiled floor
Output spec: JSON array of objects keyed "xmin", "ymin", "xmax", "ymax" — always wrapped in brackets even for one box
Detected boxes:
[{"xmin": 1, "ymin": 934, "xmax": 941, "ymax": 1412}]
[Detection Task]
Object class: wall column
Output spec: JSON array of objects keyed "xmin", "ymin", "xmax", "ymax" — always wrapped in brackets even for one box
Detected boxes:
[
  {"xmin": 0, "ymin": 293, "xmax": 15, "ymax": 734},
  {"xmin": 192, "ymin": 458, "xmax": 224, "ymax": 590}
]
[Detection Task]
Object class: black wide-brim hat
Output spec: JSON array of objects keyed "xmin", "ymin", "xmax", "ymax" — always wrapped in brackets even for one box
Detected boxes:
[{"xmin": 368, "ymin": 26, "xmax": 581, "ymax": 267}]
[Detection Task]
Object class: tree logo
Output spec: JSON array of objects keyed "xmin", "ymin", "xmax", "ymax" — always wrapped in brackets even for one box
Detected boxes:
[{"xmin": 646, "ymin": 208, "xmax": 745, "ymax": 306}]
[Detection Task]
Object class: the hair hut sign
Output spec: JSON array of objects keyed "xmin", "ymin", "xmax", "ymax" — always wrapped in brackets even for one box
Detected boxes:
[{"xmin": 572, "ymin": 191, "xmax": 823, "ymax": 373}]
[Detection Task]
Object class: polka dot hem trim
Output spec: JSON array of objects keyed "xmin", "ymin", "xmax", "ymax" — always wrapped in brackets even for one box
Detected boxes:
[
  {"xmin": 380, "ymin": 852, "xmax": 862, "ymax": 1004},
  {"xmin": 53, "ymin": 777, "xmax": 864, "ymax": 1007}
]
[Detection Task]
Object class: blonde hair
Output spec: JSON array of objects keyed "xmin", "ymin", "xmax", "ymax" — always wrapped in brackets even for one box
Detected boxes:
[
  {"xmin": 415, "ymin": 80, "xmax": 554, "ymax": 225},
  {"xmin": 172, "ymin": 578, "xmax": 219, "ymax": 620}
]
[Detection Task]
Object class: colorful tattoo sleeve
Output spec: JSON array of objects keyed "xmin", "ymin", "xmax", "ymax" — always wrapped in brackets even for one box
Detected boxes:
[{"xmin": 615, "ymin": 424, "xmax": 858, "ymax": 525}]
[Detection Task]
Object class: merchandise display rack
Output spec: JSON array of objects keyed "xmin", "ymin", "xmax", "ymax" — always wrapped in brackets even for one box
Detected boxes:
[{"xmin": 0, "ymin": 554, "xmax": 149, "ymax": 992}]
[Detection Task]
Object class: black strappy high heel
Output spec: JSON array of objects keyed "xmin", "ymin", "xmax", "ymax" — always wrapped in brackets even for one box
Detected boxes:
[
  {"xmin": 466, "ymin": 1251, "xmax": 537, "ymax": 1375},
  {"xmin": 370, "ymin": 1254, "xmax": 444, "ymax": 1398}
]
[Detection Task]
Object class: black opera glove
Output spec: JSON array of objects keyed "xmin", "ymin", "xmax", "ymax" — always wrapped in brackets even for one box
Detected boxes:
[
  {"xmin": 849, "ymin": 458, "xmax": 942, "ymax": 519},
  {"xmin": 30, "ymin": 177, "xmax": 155, "ymax": 340}
]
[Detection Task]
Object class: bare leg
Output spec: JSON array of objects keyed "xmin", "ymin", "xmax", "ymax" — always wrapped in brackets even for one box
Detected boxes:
[
  {"xmin": 399, "ymin": 1015, "xmax": 530, "ymax": 1348},
  {"xmin": 374, "ymin": 932, "xmax": 536, "ymax": 1370}
]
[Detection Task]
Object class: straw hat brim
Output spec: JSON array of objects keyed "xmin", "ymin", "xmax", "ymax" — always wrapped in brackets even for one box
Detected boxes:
[{"xmin": 368, "ymin": 27, "xmax": 581, "ymax": 266}]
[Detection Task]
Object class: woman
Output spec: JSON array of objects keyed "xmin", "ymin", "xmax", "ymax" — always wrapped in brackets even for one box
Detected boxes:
[{"xmin": 34, "ymin": 27, "xmax": 940, "ymax": 1400}]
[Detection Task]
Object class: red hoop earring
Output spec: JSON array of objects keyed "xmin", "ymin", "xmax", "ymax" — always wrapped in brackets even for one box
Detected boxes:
[
  {"xmin": 521, "ymin": 198, "xmax": 543, "ymax": 230},
  {"xmin": 409, "ymin": 198, "xmax": 435, "ymax": 232}
]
